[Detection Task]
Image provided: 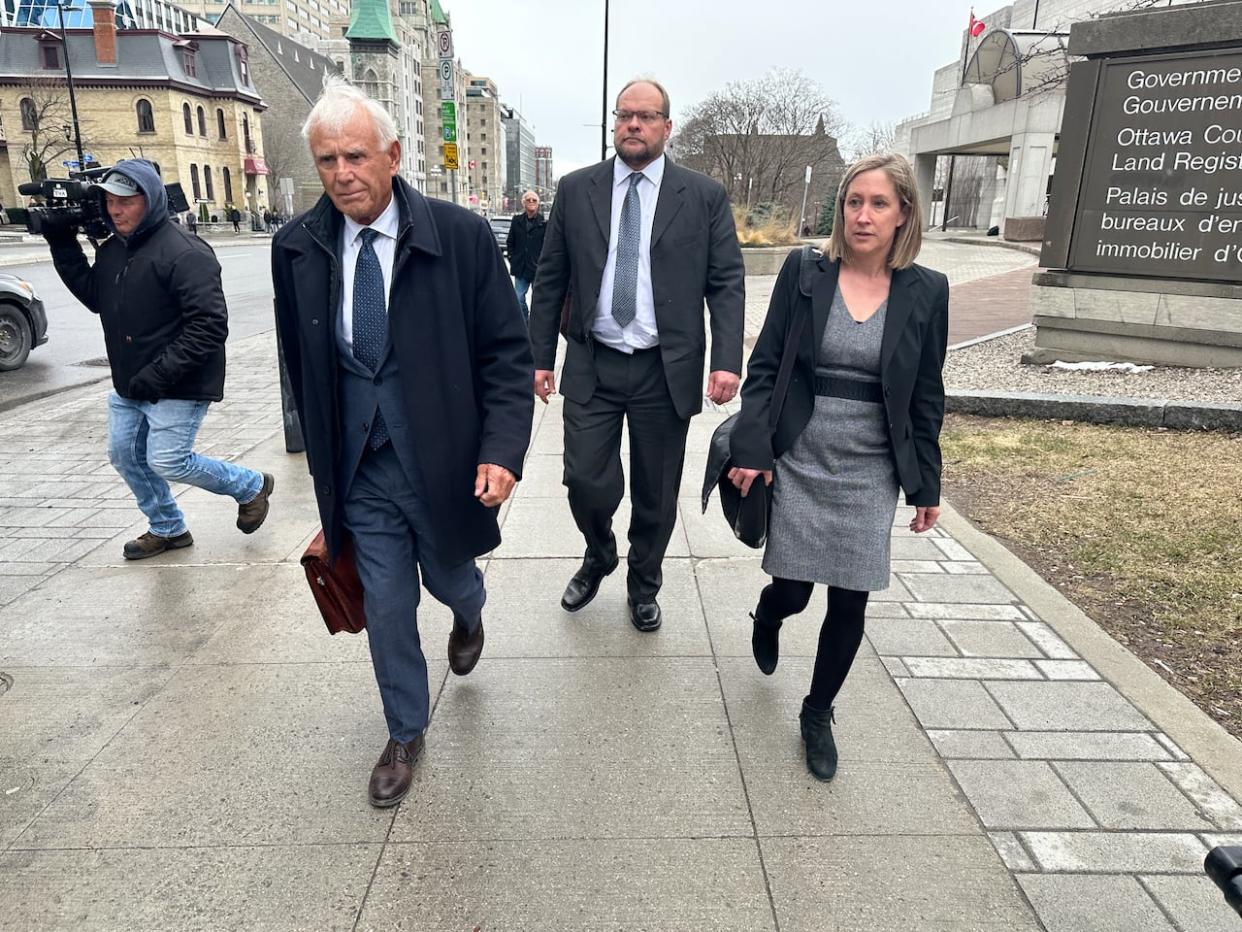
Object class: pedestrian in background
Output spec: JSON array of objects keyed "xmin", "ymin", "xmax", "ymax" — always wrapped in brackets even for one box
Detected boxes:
[
  {"xmin": 506, "ymin": 190, "xmax": 545, "ymax": 323},
  {"xmin": 272, "ymin": 78, "xmax": 532, "ymax": 809},
  {"xmin": 728, "ymin": 152, "xmax": 948, "ymax": 782},
  {"xmin": 42, "ymin": 159, "xmax": 274, "ymax": 560},
  {"xmin": 529, "ymin": 77, "xmax": 745, "ymax": 633},
  {"xmin": 230, "ymin": 206, "xmax": 241, "ymax": 233}
]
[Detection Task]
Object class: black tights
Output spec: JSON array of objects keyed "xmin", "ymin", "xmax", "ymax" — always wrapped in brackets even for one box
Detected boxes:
[{"xmin": 757, "ymin": 577, "xmax": 870, "ymax": 711}]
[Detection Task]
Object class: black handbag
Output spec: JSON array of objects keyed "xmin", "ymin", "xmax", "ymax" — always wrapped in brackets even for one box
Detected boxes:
[{"xmin": 702, "ymin": 248, "xmax": 812, "ymax": 548}]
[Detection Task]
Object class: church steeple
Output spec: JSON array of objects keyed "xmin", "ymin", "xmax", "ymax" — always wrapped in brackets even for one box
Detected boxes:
[{"xmin": 346, "ymin": 0, "xmax": 399, "ymax": 44}]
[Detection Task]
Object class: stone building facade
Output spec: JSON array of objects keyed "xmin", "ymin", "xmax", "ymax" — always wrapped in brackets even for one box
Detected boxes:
[{"xmin": 464, "ymin": 74, "xmax": 502, "ymax": 215}]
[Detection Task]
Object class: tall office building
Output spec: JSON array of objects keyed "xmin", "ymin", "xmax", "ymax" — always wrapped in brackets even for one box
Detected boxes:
[
  {"xmin": 500, "ymin": 102, "xmax": 534, "ymax": 211},
  {"xmin": 178, "ymin": 0, "xmax": 347, "ymax": 40},
  {"xmin": 533, "ymin": 144, "xmax": 553, "ymax": 200},
  {"xmin": 2, "ymin": 0, "xmax": 203, "ymax": 33},
  {"xmin": 464, "ymin": 74, "xmax": 502, "ymax": 214}
]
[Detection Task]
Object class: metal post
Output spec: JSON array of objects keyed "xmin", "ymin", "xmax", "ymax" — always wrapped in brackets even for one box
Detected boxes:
[
  {"xmin": 941, "ymin": 156, "xmax": 956, "ymax": 233},
  {"xmin": 797, "ymin": 165, "xmax": 812, "ymax": 237},
  {"xmin": 601, "ymin": 0, "xmax": 610, "ymax": 161},
  {"xmin": 56, "ymin": 0, "xmax": 86, "ymax": 169}
]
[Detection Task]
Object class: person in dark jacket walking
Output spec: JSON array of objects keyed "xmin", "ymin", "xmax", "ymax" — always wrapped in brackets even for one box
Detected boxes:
[
  {"xmin": 506, "ymin": 190, "xmax": 544, "ymax": 322},
  {"xmin": 230, "ymin": 206, "xmax": 241, "ymax": 233},
  {"xmin": 45, "ymin": 159, "xmax": 274, "ymax": 560},
  {"xmin": 272, "ymin": 79, "xmax": 533, "ymax": 809}
]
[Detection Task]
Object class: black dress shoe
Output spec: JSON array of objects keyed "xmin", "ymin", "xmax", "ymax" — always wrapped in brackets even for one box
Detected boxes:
[
  {"xmin": 561, "ymin": 557, "xmax": 618, "ymax": 612},
  {"xmin": 750, "ymin": 610, "xmax": 781, "ymax": 675},
  {"xmin": 448, "ymin": 615, "xmax": 484, "ymax": 676},
  {"xmin": 628, "ymin": 599, "xmax": 662, "ymax": 632},
  {"xmin": 368, "ymin": 734, "xmax": 424, "ymax": 808}
]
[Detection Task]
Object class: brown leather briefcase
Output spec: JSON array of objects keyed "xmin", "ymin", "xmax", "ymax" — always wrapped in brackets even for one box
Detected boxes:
[{"xmin": 300, "ymin": 529, "xmax": 366, "ymax": 634}]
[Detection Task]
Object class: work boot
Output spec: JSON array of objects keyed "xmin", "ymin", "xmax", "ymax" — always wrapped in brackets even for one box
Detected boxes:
[
  {"xmin": 750, "ymin": 610, "xmax": 782, "ymax": 675},
  {"xmin": 237, "ymin": 473, "xmax": 275, "ymax": 534},
  {"xmin": 123, "ymin": 530, "xmax": 194, "ymax": 561},
  {"xmin": 799, "ymin": 699, "xmax": 838, "ymax": 782}
]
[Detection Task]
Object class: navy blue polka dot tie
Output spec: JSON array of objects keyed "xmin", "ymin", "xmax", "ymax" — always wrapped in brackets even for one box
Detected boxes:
[{"xmin": 352, "ymin": 228, "xmax": 389, "ymax": 450}]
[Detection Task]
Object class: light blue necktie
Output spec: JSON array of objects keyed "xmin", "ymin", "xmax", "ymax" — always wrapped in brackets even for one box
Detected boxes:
[
  {"xmin": 352, "ymin": 228, "xmax": 389, "ymax": 450},
  {"xmin": 610, "ymin": 172, "xmax": 642, "ymax": 328}
]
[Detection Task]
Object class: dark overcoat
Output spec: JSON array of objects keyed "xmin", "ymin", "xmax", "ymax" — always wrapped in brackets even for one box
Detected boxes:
[
  {"xmin": 272, "ymin": 177, "xmax": 534, "ymax": 563},
  {"xmin": 729, "ymin": 249, "xmax": 949, "ymax": 507}
]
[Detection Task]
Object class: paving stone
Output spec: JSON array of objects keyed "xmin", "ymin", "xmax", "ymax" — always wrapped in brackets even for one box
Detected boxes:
[
  {"xmin": 880, "ymin": 656, "xmax": 910, "ymax": 677},
  {"xmin": 1020, "ymin": 831, "xmax": 1208, "ymax": 873},
  {"xmin": 1015, "ymin": 621, "xmax": 1078, "ymax": 659},
  {"xmin": 0, "ymin": 845, "xmax": 378, "ymax": 931},
  {"xmin": 904, "ymin": 657, "xmax": 1043, "ymax": 679},
  {"xmin": 360, "ymin": 839, "xmax": 775, "ymax": 932},
  {"xmin": 902, "ymin": 572, "xmax": 1018, "ymax": 605},
  {"xmin": 1035, "ymin": 659, "xmax": 1100, "ymax": 680},
  {"xmin": 1018, "ymin": 875, "xmax": 1175, "ymax": 932},
  {"xmin": 932, "ymin": 538, "xmax": 975, "ymax": 561},
  {"xmin": 896, "ymin": 678, "xmax": 1014, "ymax": 730},
  {"xmin": 1155, "ymin": 733, "xmax": 1191, "ymax": 761},
  {"xmin": 1141, "ymin": 875, "xmax": 1242, "ymax": 932},
  {"xmin": 947, "ymin": 759, "xmax": 1095, "ymax": 829},
  {"xmin": 906, "ymin": 602, "xmax": 1025, "ymax": 620},
  {"xmin": 986, "ymin": 681, "xmax": 1153, "ymax": 732},
  {"xmin": 1054, "ymin": 761, "xmax": 1213, "ymax": 830},
  {"xmin": 864, "ymin": 618, "xmax": 957, "ymax": 657},
  {"xmin": 1020, "ymin": 605, "xmax": 1041, "ymax": 621},
  {"xmin": 940, "ymin": 619, "xmax": 1044, "ymax": 658},
  {"xmin": 495, "ymin": 497, "xmax": 690, "ymax": 558},
  {"xmin": 889, "ymin": 560, "xmax": 943, "ymax": 573},
  {"xmin": 889, "ymin": 537, "xmax": 947, "ymax": 560},
  {"xmin": 763, "ymin": 835, "xmax": 1041, "ymax": 931},
  {"xmin": 927, "ymin": 729, "xmax": 1016, "ymax": 759},
  {"xmin": 1007, "ymin": 731, "xmax": 1171, "ymax": 761},
  {"xmin": 1158, "ymin": 762, "xmax": 1242, "ymax": 830},
  {"xmin": 988, "ymin": 831, "xmax": 1037, "ymax": 871},
  {"xmin": 943, "ymin": 561, "xmax": 987, "ymax": 574},
  {"xmin": 0, "ymin": 575, "xmax": 43, "ymax": 607}
]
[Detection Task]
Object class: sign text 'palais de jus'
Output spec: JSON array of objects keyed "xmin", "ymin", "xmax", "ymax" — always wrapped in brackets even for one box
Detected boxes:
[{"xmin": 1070, "ymin": 50, "xmax": 1242, "ymax": 281}]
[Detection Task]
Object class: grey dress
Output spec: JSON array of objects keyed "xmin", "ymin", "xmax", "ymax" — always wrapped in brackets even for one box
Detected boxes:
[{"xmin": 762, "ymin": 287, "xmax": 899, "ymax": 591}]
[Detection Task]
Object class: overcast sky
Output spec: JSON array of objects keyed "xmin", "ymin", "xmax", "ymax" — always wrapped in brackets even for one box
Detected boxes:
[{"xmin": 446, "ymin": 0, "xmax": 975, "ymax": 175}]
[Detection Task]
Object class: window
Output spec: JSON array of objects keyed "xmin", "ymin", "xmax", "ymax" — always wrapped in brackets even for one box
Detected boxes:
[
  {"xmin": 190, "ymin": 164, "xmax": 201, "ymax": 200},
  {"xmin": 136, "ymin": 99, "xmax": 155, "ymax": 133},
  {"xmin": 40, "ymin": 44, "xmax": 59, "ymax": 69},
  {"xmin": 182, "ymin": 102, "xmax": 193, "ymax": 134},
  {"xmin": 216, "ymin": 108, "xmax": 227, "ymax": 140},
  {"xmin": 197, "ymin": 106, "xmax": 207, "ymax": 137},
  {"xmin": 20, "ymin": 97, "xmax": 37, "ymax": 131},
  {"xmin": 235, "ymin": 43, "xmax": 250, "ymax": 84},
  {"xmin": 222, "ymin": 167, "xmax": 233, "ymax": 203},
  {"xmin": 204, "ymin": 165, "xmax": 214, "ymax": 201},
  {"xmin": 243, "ymin": 114, "xmax": 253, "ymax": 153},
  {"xmin": 182, "ymin": 49, "xmax": 196, "ymax": 77}
]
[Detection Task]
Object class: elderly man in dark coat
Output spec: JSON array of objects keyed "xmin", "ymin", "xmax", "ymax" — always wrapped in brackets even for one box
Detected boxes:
[{"xmin": 272, "ymin": 77, "xmax": 533, "ymax": 808}]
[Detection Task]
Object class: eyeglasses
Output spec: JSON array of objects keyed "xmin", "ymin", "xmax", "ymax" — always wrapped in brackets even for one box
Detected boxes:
[{"xmin": 613, "ymin": 109, "xmax": 668, "ymax": 125}]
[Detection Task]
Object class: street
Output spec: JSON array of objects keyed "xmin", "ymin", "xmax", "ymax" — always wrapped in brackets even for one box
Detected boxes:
[{"xmin": 0, "ymin": 241, "xmax": 276, "ymax": 411}]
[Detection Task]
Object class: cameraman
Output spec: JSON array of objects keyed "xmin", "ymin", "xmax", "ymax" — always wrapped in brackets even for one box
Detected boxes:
[{"xmin": 44, "ymin": 158, "xmax": 275, "ymax": 560}]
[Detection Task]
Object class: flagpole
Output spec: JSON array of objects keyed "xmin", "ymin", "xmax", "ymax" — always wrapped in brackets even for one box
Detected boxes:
[{"xmin": 942, "ymin": 9, "xmax": 977, "ymax": 233}]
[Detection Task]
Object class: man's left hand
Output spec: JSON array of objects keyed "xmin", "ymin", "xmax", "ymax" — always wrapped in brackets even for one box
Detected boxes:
[
  {"xmin": 127, "ymin": 368, "xmax": 162, "ymax": 403},
  {"xmin": 706, "ymin": 370, "xmax": 740, "ymax": 405},
  {"xmin": 475, "ymin": 463, "xmax": 517, "ymax": 507}
]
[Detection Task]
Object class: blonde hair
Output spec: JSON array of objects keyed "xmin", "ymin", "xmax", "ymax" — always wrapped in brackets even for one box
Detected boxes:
[{"xmin": 825, "ymin": 153, "xmax": 923, "ymax": 270}]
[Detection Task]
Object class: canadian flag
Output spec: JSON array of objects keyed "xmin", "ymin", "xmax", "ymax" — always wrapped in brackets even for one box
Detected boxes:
[{"xmin": 968, "ymin": 9, "xmax": 987, "ymax": 36}]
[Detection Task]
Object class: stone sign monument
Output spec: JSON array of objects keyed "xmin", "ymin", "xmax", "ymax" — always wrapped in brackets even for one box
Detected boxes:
[{"xmin": 1037, "ymin": 0, "xmax": 1242, "ymax": 367}]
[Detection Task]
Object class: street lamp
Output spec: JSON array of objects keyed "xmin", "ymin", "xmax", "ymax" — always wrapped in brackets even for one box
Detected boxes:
[
  {"xmin": 55, "ymin": 0, "xmax": 86, "ymax": 171},
  {"xmin": 600, "ymin": 0, "xmax": 609, "ymax": 161}
]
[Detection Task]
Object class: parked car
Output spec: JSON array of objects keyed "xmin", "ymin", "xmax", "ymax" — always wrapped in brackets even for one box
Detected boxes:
[
  {"xmin": 489, "ymin": 216, "xmax": 510, "ymax": 250},
  {"xmin": 0, "ymin": 273, "xmax": 47, "ymax": 371}
]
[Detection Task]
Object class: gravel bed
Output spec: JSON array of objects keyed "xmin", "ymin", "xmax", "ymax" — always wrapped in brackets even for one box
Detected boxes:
[{"xmin": 946, "ymin": 328, "xmax": 1242, "ymax": 405}]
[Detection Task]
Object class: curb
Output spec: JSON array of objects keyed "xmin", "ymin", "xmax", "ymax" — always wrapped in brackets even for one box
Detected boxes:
[
  {"xmin": 938, "ymin": 234, "xmax": 1042, "ymax": 257},
  {"xmin": 937, "ymin": 499, "xmax": 1242, "ymax": 802},
  {"xmin": 947, "ymin": 389, "xmax": 1242, "ymax": 431}
]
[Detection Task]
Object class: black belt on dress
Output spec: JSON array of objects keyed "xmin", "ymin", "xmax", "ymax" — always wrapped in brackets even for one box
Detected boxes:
[{"xmin": 814, "ymin": 375, "xmax": 884, "ymax": 404}]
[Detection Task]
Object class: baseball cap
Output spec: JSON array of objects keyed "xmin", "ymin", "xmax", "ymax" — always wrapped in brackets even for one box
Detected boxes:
[{"xmin": 93, "ymin": 171, "xmax": 141, "ymax": 197}]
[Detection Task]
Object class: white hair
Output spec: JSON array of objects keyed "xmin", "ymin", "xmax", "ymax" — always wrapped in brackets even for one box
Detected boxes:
[
  {"xmin": 522, "ymin": 190, "xmax": 539, "ymax": 201},
  {"xmin": 302, "ymin": 74, "xmax": 398, "ymax": 148}
]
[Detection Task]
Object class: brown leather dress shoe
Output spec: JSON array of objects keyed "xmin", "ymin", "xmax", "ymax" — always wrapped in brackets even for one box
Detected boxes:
[
  {"xmin": 448, "ymin": 616, "xmax": 484, "ymax": 676},
  {"xmin": 237, "ymin": 473, "xmax": 275, "ymax": 534},
  {"xmin": 367, "ymin": 735, "xmax": 424, "ymax": 808}
]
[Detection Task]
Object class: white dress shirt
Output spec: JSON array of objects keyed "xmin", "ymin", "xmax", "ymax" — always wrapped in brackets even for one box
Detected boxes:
[
  {"xmin": 338, "ymin": 194, "xmax": 400, "ymax": 352},
  {"xmin": 592, "ymin": 154, "xmax": 665, "ymax": 352}
]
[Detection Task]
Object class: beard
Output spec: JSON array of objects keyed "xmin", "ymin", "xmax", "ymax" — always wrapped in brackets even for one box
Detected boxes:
[{"xmin": 615, "ymin": 135, "xmax": 661, "ymax": 168}]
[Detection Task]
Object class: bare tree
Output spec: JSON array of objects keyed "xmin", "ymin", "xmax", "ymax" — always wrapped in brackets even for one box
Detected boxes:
[
  {"xmin": 845, "ymin": 121, "xmax": 897, "ymax": 161},
  {"xmin": 672, "ymin": 68, "xmax": 846, "ymax": 223},
  {"xmin": 16, "ymin": 78, "xmax": 96, "ymax": 183}
]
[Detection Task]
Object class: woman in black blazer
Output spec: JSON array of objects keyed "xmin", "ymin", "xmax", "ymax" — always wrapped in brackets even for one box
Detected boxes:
[{"xmin": 728, "ymin": 153, "xmax": 949, "ymax": 782}]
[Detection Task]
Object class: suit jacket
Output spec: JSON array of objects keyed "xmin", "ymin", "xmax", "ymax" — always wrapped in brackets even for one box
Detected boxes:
[
  {"xmin": 729, "ymin": 249, "xmax": 949, "ymax": 507},
  {"xmin": 528, "ymin": 157, "xmax": 745, "ymax": 420},
  {"xmin": 271, "ymin": 177, "xmax": 534, "ymax": 564}
]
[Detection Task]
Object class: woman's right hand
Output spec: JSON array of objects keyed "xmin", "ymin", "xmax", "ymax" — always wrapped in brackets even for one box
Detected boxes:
[{"xmin": 728, "ymin": 467, "xmax": 773, "ymax": 497}]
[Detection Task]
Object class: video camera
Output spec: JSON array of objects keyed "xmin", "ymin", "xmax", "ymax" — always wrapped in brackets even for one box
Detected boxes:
[
  {"xmin": 11, "ymin": 166, "xmax": 189, "ymax": 242},
  {"xmin": 1206, "ymin": 846, "xmax": 1242, "ymax": 918}
]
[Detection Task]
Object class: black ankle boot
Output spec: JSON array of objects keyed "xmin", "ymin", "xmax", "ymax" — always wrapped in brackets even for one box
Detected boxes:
[
  {"xmin": 750, "ymin": 610, "xmax": 781, "ymax": 675},
  {"xmin": 799, "ymin": 699, "xmax": 838, "ymax": 782}
]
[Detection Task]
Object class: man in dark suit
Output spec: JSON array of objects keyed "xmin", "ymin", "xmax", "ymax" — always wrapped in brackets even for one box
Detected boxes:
[
  {"xmin": 529, "ymin": 78, "xmax": 745, "ymax": 632},
  {"xmin": 272, "ymin": 78, "xmax": 533, "ymax": 808},
  {"xmin": 506, "ymin": 190, "xmax": 545, "ymax": 323}
]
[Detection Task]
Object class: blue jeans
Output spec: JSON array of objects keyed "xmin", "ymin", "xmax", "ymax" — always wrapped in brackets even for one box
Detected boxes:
[
  {"xmin": 514, "ymin": 277, "xmax": 532, "ymax": 324},
  {"xmin": 342, "ymin": 443, "xmax": 485, "ymax": 742},
  {"xmin": 106, "ymin": 392, "xmax": 264, "ymax": 538}
]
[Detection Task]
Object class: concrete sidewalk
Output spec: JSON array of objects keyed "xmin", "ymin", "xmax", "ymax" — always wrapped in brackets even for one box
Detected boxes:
[{"xmin": 2, "ymin": 286, "xmax": 1241, "ymax": 929}]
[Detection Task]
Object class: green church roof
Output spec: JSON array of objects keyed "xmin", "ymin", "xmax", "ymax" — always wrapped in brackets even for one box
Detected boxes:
[
  {"xmin": 430, "ymin": 0, "xmax": 447, "ymax": 25},
  {"xmin": 346, "ymin": 0, "xmax": 399, "ymax": 43}
]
